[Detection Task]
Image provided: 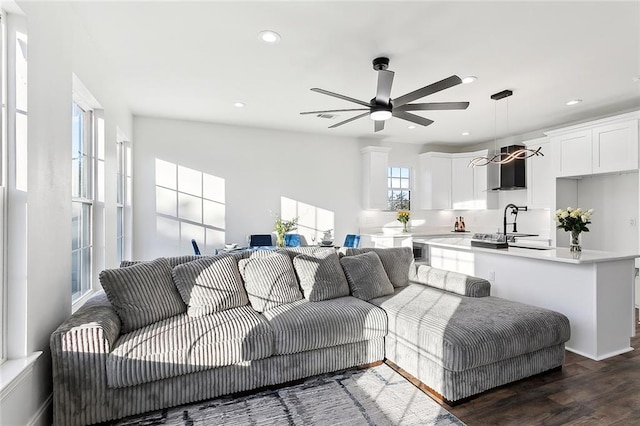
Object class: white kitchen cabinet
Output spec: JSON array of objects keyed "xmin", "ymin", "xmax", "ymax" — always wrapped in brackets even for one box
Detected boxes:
[
  {"xmin": 548, "ymin": 113, "xmax": 639, "ymax": 178},
  {"xmin": 418, "ymin": 150, "xmax": 496, "ymax": 210},
  {"xmin": 525, "ymin": 137, "xmax": 553, "ymax": 209},
  {"xmin": 361, "ymin": 146, "xmax": 392, "ymax": 210},
  {"xmin": 592, "ymin": 120, "xmax": 638, "ymax": 174},
  {"xmin": 551, "ymin": 130, "xmax": 593, "ymax": 177},
  {"xmin": 418, "ymin": 152, "xmax": 451, "ymax": 210}
]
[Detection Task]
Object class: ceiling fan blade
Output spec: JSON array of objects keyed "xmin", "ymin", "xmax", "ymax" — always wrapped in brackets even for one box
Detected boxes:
[
  {"xmin": 393, "ymin": 75, "xmax": 463, "ymax": 107},
  {"xmin": 311, "ymin": 88, "xmax": 371, "ymax": 107},
  {"xmin": 397, "ymin": 102, "xmax": 470, "ymax": 112},
  {"xmin": 375, "ymin": 70, "xmax": 395, "ymax": 104},
  {"xmin": 300, "ymin": 108, "xmax": 369, "ymax": 115},
  {"xmin": 392, "ymin": 111, "xmax": 435, "ymax": 127},
  {"xmin": 328, "ymin": 112, "xmax": 370, "ymax": 128},
  {"xmin": 374, "ymin": 120, "xmax": 385, "ymax": 132}
]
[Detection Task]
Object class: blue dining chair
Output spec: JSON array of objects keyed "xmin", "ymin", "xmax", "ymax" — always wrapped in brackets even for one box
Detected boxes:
[
  {"xmin": 284, "ymin": 234, "xmax": 302, "ymax": 247},
  {"xmin": 343, "ymin": 234, "xmax": 360, "ymax": 248},
  {"xmin": 191, "ymin": 239, "xmax": 201, "ymax": 255}
]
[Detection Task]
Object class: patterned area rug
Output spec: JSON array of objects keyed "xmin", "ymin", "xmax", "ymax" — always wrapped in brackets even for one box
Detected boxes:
[{"xmin": 111, "ymin": 364, "xmax": 465, "ymax": 426}]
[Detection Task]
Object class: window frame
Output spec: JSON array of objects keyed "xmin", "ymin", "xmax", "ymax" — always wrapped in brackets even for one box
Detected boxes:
[
  {"xmin": 0, "ymin": 11, "xmax": 7, "ymax": 365},
  {"xmin": 116, "ymin": 138, "xmax": 125, "ymax": 263},
  {"xmin": 387, "ymin": 166, "xmax": 411, "ymax": 211},
  {"xmin": 71, "ymin": 99, "xmax": 95, "ymax": 305}
]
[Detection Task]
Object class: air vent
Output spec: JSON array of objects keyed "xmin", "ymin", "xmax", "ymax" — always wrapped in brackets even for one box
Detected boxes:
[{"xmin": 316, "ymin": 113, "xmax": 337, "ymax": 119}]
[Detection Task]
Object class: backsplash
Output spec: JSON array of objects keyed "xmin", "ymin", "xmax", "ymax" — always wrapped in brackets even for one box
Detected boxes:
[{"xmin": 359, "ymin": 191, "xmax": 553, "ymax": 239}]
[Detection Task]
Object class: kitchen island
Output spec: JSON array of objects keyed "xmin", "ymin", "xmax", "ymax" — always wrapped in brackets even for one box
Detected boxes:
[{"xmin": 413, "ymin": 237, "xmax": 638, "ymax": 361}]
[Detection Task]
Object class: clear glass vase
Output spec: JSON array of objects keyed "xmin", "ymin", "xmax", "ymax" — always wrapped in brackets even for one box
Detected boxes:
[
  {"xmin": 569, "ymin": 231, "xmax": 582, "ymax": 253},
  {"xmin": 402, "ymin": 222, "xmax": 409, "ymax": 233}
]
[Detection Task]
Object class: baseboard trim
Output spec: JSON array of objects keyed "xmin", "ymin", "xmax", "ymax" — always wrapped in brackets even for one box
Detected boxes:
[{"xmin": 27, "ymin": 393, "xmax": 51, "ymax": 426}]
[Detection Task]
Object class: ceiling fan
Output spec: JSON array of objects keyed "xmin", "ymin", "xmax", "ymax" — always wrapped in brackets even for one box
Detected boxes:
[{"xmin": 300, "ymin": 57, "xmax": 470, "ymax": 132}]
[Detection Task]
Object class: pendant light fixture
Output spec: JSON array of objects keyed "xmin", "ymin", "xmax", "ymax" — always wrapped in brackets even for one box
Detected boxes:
[{"xmin": 468, "ymin": 90, "xmax": 544, "ymax": 167}]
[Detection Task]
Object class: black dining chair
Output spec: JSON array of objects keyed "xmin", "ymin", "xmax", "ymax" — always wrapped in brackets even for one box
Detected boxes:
[{"xmin": 249, "ymin": 234, "xmax": 274, "ymax": 247}]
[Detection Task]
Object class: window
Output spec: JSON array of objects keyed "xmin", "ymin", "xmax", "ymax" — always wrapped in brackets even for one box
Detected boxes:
[
  {"xmin": 387, "ymin": 166, "xmax": 411, "ymax": 210},
  {"xmin": 0, "ymin": 12, "xmax": 6, "ymax": 364},
  {"xmin": 116, "ymin": 139, "xmax": 125, "ymax": 262},
  {"xmin": 71, "ymin": 101, "xmax": 94, "ymax": 303}
]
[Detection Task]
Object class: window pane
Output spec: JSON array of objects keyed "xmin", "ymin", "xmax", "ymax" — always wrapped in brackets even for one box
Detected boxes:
[
  {"xmin": 392, "ymin": 178, "xmax": 400, "ymax": 188},
  {"xmin": 387, "ymin": 167, "xmax": 392, "ymax": 178},
  {"xmin": 400, "ymin": 178, "xmax": 409, "ymax": 189},
  {"xmin": 400, "ymin": 167, "xmax": 409, "ymax": 178},
  {"xmin": 81, "ymin": 247, "xmax": 91, "ymax": 295},
  {"xmin": 71, "ymin": 250, "xmax": 80, "ymax": 297},
  {"xmin": 117, "ymin": 206, "xmax": 123, "ymax": 237},
  {"xmin": 72, "ymin": 202, "xmax": 81, "ymax": 250},
  {"xmin": 81, "ymin": 203, "xmax": 92, "ymax": 247}
]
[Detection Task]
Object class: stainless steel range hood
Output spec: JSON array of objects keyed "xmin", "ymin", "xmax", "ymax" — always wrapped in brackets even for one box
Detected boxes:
[{"xmin": 491, "ymin": 145, "xmax": 526, "ymax": 191}]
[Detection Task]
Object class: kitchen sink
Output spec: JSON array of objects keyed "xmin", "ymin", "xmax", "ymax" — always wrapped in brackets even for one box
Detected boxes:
[{"xmin": 508, "ymin": 245, "xmax": 553, "ymax": 250}]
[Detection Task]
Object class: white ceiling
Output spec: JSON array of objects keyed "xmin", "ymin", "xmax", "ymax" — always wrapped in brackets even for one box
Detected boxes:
[{"xmin": 67, "ymin": 1, "xmax": 640, "ymax": 146}]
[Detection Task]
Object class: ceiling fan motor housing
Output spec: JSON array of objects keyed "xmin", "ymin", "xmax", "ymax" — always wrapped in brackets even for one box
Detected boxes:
[{"xmin": 372, "ymin": 57, "xmax": 390, "ymax": 71}]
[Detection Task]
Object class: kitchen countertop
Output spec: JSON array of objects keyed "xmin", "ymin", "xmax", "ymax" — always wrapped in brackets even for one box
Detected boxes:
[{"xmin": 414, "ymin": 237, "xmax": 639, "ymax": 264}]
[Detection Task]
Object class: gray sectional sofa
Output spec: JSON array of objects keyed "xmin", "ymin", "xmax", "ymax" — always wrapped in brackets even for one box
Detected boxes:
[{"xmin": 50, "ymin": 247, "xmax": 570, "ymax": 425}]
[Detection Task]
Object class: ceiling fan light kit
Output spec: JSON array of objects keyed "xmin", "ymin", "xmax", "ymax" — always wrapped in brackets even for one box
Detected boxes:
[
  {"xmin": 468, "ymin": 89, "xmax": 544, "ymax": 168},
  {"xmin": 300, "ymin": 57, "xmax": 470, "ymax": 132}
]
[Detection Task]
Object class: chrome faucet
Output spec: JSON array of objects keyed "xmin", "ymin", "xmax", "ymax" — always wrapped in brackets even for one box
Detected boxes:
[{"xmin": 503, "ymin": 204, "xmax": 528, "ymax": 239}]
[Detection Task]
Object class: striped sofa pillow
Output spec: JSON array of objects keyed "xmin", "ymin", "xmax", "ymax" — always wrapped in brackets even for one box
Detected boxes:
[
  {"xmin": 172, "ymin": 254, "xmax": 249, "ymax": 317},
  {"xmin": 293, "ymin": 250, "xmax": 350, "ymax": 301},
  {"xmin": 238, "ymin": 252, "xmax": 303, "ymax": 312},
  {"xmin": 340, "ymin": 251, "xmax": 394, "ymax": 301},
  {"xmin": 99, "ymin": 257, "xmax": 186, "ymax": 333}
]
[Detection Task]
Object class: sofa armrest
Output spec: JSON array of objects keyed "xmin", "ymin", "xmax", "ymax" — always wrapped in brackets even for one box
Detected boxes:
[
  {"xmin": 50, "ymin": 291, "xmax": 121, "ymax": 426},
  {"xmin": 410, "ymin": 265, "xmax": 491, "ymax": 297}
]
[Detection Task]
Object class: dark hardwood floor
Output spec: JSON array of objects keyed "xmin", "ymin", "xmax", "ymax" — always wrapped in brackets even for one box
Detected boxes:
[{"xmin": 447, "ymin": 309, "xmax": 640, "ymax": 426}]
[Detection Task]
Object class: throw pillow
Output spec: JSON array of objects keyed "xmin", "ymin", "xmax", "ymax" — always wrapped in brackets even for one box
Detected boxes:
[
  {"xmin": 339, "ymin": 251, "xmax": 394, "ymax": 301},
  {"xmin": 119, "ymin": 255, "xmax": 202, "ymax": 268},
  {"xmin": 99, "ymin": 257, "xmax": 186, "ymax": 333},
  {"xmin": 344, "ymin": 247, "xmax": 415, "ymax": 287},
  {"xmin": 238, "ymin": 251, "xmax": 303, "ymax": 312},
  {"xmin": 293, "ymin": 250, "xmax": 350, "ymax": 301},
  {"xmin": 413, "ymin": 265, "xmax": 491, "ymax": 297},
  {"xmin": 172, "ymin": 254, "xmax": 249, "ymax": 317}
]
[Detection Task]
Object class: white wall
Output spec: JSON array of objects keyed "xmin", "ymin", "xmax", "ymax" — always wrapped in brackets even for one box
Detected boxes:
[
  {"xmin": 132, "ymin": 117, "xmax": 362, "ymax": 258},
  {"xmin": 1, "ymin": 2, "xmax": 133, "ymax": 425},
  {"xmin": 555, "ymin": 172, "xmax": 639, "ymax": 252}
]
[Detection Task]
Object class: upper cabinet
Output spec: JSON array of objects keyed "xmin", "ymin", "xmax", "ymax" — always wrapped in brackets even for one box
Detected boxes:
[
  {"xmin": 548, "ymin": 113, "xmax": 639, "ymax": 178},
  {"xmin": 418, "ymin": 150, "xmax": 497, "ymax": 210},
  {"xmin": 361, "ymin": 146, "xmax": 392, "ymax": 210},
  {"xmin": 418, "ymin": 152, "xmax": 451, "ymax": 210},
  {"xmin": 524, "ymin": 137, "xmax": 552, "ymax": 209}
]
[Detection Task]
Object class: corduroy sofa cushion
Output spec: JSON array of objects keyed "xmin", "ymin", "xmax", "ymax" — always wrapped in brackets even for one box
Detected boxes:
[
  {"xmin": 292, "ymin": 250, "xmax": 350, "ymax": 301},
  {"xmin": 340, "ymin": 251, "xmax": 395, "ymax": 301},
  {"xmin": 369, "ymin": 284, "xmax": 571, "ymax": 372},
  {"xmin": 172, "ymin": 254, "xmax": 249, "ymax": 317},
  {"xmin": 262, "ymin": 296, "xmax": 387, "ymax": 355},
  {"xmin": 412, "ymin": 264, "xmax": 491, "ymax": 297},
  {"xmin": 99, "ymin": 258, "xmax": 186, "ymax": 333},
  {"xmin": 238, "ymin": 251, "xmax": 303, "ymax": 312},
  {"xmin": 106, "ymin": 305, "xmax": 274, "ymax": 388},
  {"xmin": 344, "ymin": 247, "xmax": 415, "ymax": 287},
  {"xmin": 120, "ymin": 255, "xmax": 202, "ymax": 268}
]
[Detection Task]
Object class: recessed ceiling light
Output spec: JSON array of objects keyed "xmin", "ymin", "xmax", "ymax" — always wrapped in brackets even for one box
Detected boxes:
[
  {"xmin": 407, "ymin": 125, "xmax": 416, "ymax": 130},
  {"xmin": 462, "ymin": 76, "xmax": 477, "ymax": 84},
  {"xmin": 461, "ymin": 132, "xmax": 470, "ymax": 136},
  {"xmin": 233, "ymin": 102, "xmax": 246, "ymax": 108},
  {"xmin": 566, "ymin": 99, "xmax": 582, "ymax": 106},
  {"xmin": 258, "ymin": 30, "xmax": 281, "ymax": 44}
]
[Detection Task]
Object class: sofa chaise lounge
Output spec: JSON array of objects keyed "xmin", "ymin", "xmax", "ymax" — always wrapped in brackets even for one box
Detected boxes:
[{"xmin": 50, "ymin": 247, "xmax": 570, "ymax": 425}]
